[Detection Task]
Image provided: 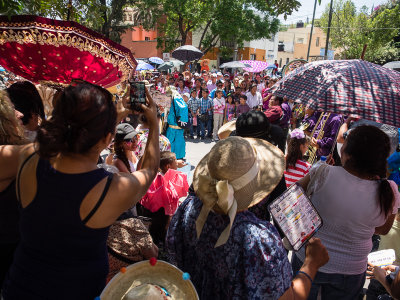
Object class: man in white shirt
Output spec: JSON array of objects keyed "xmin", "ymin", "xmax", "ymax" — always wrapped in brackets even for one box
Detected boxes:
[
  {"xmin": 207, "ymin": 73, "xmax": 217, "ymax": 92},
  {"xmin": 246, "ymin": 84, "xmax": 262, "ymax": 109}
]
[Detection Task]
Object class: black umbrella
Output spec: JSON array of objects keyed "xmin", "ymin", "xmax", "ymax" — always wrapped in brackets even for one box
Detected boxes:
[{"xmin": 172, "ymin": 45, "xmax": 203, "ymax": 62}]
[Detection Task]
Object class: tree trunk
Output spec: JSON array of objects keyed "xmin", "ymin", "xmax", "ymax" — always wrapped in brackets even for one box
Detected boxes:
[{"xmin": 100, "ymin": 0, "xmax": 109, "ymax": 38}]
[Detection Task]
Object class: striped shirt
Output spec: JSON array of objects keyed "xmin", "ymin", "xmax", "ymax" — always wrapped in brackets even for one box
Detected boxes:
[{"xmin": 284, "ymin": 159, "xmax": 311, "ymax": 187}]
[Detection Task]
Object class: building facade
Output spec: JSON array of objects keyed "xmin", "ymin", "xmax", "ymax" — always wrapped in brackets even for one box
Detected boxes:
[{"xmin": 277, "ymin": 26, "xmax": 336, "ymax": 67}]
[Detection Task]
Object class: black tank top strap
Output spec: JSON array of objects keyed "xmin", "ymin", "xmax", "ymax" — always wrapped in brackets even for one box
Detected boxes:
[
  {"xmin": 16, "ymin": 152, "xmax": 36, "ymax": 203},
  {"xmin": 82, "ymin": 173, "xmax": 114, "ymax": 225}
]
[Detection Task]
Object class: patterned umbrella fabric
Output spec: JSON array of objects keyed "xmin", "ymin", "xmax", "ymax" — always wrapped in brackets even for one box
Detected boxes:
[
  {"xmin": 219, "ymin": 61, "xmax": 251, "ymax": 69},
  {"xmin": 172, "ymin": 45, "xmax": 203, "ymax": 62},
  {"xmin": 240, "ymin": 60, "xmax": 270, "ymax": 73},
  {"xmin": 0, "ymin": 15, "xmax": 137, "ymax": 88},
  {"xmin": 271, "ymin": 59, "xmax": 400, "ymax": 127},
  {"xmin": 149, "ymin": 57, "xmax": 164, "ymax": 64},
  {"xmin": 136, "ymin": 62, "xmax": 155, "ymax": 71}
]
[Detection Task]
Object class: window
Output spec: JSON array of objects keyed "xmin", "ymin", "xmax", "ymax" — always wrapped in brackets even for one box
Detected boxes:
[
  {"xmin": 250, "ymin": 54, "xmax": 256, "ymax": 60},
  {"xmin": 316, "ymin": 37, "xmax": 320, "ymax": 47},
  {"xmin": 145, "ymin": 37, "xmax": 150, "ymax": 41},
  {"xmin": 279, "ymin": 58, "xmax": 282, "ymax": 67},
  {"xmin": 297, "ymin": 38, "xmax": 304, "ymax": 44},
  {"xmin": 286, "ymin": 57, "xmax": 289, "ymax": 64}
]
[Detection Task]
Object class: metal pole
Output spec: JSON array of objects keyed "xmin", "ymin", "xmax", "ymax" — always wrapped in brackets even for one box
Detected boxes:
[
  {"xmin": 324, "ymin": 0, "xmax": 334, "ymax": 59},
  {"xmin": 307, "ymin": 0, "xmax": 318, "ymax": 61}
]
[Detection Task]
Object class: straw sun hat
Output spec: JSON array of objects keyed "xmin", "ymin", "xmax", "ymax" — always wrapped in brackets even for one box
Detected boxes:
[
  {"xmin": 100, "ymin": 260, "xmax": 199, "ymax": 300},
  {"xmin": 193, "ymin": 136, "xmax": 285, "ymax": 247}
]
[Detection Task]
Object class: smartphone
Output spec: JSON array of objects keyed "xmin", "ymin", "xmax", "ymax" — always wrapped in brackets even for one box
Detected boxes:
[{"xmin": 129, "ymin": 81, "xmax": 146, "ymax": 110}]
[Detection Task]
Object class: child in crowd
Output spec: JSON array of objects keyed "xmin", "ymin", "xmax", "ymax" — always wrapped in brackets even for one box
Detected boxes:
[
  {"xmin": 284, "ymin": 129, "xmax": 311, "ymax": 187},
  {"xmin": 225, "ymin": 93, "xmax": 236, "ymax": 122},
  {"xmin": 138, "ymin": 151, "xmax": 189, "ymax": 246},
  {"xmin": 212, "ymin": 89, "xmax": 225, "ymax": 141},
  {"xmin": 236, "ymin": 94, "xmax": 251, "ymax": 117}
]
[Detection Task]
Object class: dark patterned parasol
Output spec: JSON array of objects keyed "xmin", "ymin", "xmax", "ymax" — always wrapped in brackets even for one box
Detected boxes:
[{"xmin": 0, "ymin": 15, "xmax": 137, "ymax": 88}]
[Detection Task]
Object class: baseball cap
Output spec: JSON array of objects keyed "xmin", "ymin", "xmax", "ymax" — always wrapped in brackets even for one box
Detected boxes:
[
  {"xmin": 216, "ymin": 80, "xmax": 223, "ymax": 85},
  {"xmin": 243, "ymin": 72, "xmax": 249, "ymax": 76},
  {"xmin": 116, "ymin": 123, "xmax": 138, "ymax": 140},
  {"xmin": 217, "ymin": 72, "xmax": 222, "ymax": 76},
  {"xmin": 211, "ymin": 73, "xmax": 217, "ymax": 78},
  {"xmin": 183, "ymin": 92, "xmax": 190, "ymax": 99}
]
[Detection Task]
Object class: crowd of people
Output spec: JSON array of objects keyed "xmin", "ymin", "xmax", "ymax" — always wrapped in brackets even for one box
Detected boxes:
[{"xmin": 0, "ymin": 66, "xmax": 400, "ymax": 300}]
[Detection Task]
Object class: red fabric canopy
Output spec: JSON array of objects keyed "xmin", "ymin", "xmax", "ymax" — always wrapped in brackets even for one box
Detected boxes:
[{"xmin": 0, "ymin": 15, "xmax": 137, "ymax": 88}]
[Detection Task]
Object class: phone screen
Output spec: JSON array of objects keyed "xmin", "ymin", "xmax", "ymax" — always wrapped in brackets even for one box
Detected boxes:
[{"xmin": 130, "ymin": 82, "xmax": 146, "ymax": 106}]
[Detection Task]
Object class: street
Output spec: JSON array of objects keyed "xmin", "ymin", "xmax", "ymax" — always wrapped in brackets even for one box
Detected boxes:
[{"xmin": 182, "ymin": 138, "xmax": 215, "ymax": 186}]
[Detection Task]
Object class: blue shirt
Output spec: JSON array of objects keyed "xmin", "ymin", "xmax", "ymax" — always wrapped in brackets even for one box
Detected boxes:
[
  {"xmin": 167, "ymin": 95, "xmax": 189, "ymax": 126},
  {"xmin": 166, "ymin": 195, "xmax": 292, "ymax": 300},
  {"xmin": 199, "ymin": 97, "xmax": 213, "ymax": 115},
  {"xmin": 210, "ymin": 88, "xmax": 227, "ymax": 99},
  {"xmin": 187, "ymin": 97, "xmax": 201, "ymax": 114}
]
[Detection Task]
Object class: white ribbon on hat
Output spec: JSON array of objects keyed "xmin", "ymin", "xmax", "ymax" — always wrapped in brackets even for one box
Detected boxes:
[{"xmin": 195, "ymin": 150, "xmax": 260, "ymax": 247}]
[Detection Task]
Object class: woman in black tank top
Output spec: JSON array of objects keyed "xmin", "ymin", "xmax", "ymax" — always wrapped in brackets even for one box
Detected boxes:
[{"xmin": 0, "ymin": 83, "xmax": 160, "ymax": 300}]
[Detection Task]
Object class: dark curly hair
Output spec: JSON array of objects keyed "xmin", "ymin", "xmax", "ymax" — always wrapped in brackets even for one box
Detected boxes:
[
  {"xmin": 36, "ymin": 83, "xmax": 116, "ymax": 159},
  {"xmin": 343, "ymin": 125, "xmax": 393, "ymax": 217}
]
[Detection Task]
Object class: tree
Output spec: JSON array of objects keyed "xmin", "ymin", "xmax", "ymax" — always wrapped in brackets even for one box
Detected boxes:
[
  {"xmin": 319, "ymin": 0, "xmax": 400, "ymax": 64},
  {"xmin": 137, "ymin": 0, "xmax": 300, "ymax": 55},
  {"xmin": 0, "ymin": 0, "xmax": 135, "ymax": 43}
]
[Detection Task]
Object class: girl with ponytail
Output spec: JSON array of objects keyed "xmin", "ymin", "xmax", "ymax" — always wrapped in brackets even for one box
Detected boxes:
[{"xmin": 294, "ymin": 125, "xmax": 400, "ymax": 300}]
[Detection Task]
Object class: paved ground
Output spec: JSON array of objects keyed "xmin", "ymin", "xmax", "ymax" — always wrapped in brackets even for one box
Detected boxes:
[{"xmin": 182, "ymin": 137, "xmax": 215, "ymax": 186}]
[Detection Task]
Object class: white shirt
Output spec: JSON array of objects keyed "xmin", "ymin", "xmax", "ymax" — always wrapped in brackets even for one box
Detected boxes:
[
  {"xmin": 207, "ymin": 80, "xmax": 217, "ymax": 92},
  {"xmin": 257, "ymin": 82, "xmax": 264, "ymax": 93},
  {"xmin": 296, "ymin": 165, "xmax": 400, "ymax": 274},
  {"xmin": 245, "ymin": 91, "xmax": 262, "ymax": 109}
]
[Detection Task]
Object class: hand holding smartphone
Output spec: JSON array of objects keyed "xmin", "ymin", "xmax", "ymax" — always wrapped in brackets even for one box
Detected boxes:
[{"xmin": 129, "ymin": 81, "xmax": 147, "ymax": 111}]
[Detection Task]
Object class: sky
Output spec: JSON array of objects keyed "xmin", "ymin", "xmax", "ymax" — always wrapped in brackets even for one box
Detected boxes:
[{"xmin": 278, "ymin": 0, "xmax": 388, "ymax": 25}]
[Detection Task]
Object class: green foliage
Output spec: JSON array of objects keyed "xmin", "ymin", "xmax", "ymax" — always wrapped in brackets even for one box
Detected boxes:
[
  {"xmin": 319, "ymin": 0, "xmax": 400, "ymax": 64},
  {"xmin": 138, "ymin": 0, "xmax": 300, "ymax": 55},
  {"xmin": 0, "ymin": 0, "xmax": 135, "ymax": 43},
  {"xmin": 219, "ymin": 46, "xmax": 234, "ymax": 59}
]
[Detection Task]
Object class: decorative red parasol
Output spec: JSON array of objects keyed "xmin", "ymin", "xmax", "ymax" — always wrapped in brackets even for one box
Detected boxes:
[{"xmin": 0, "ymin": 15, "xmax": 137, "ymax": 88}]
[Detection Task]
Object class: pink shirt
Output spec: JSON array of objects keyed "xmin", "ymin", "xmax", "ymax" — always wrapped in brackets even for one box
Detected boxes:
[{"xmin": 213, "ymin": 97, "xmax": 225, "ymax": 114}]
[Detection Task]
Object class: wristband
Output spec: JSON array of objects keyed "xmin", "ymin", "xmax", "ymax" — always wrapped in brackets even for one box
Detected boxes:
[{"xmin": 297, "ymin": 271, "xmax": 313, "ymax": 284}]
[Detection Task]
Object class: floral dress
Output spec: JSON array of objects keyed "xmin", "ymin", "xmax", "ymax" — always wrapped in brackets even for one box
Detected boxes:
[
  {"xmin": 225, "ymin": 103, "xmax": 236, "ymax": 122},
  {"xmin": 135, "ymin": 129, "xmax": 171, "ymax": 159},
  {"xmin": 166, "ymin": 194, "xmax": 292, "ymax": 300}
]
